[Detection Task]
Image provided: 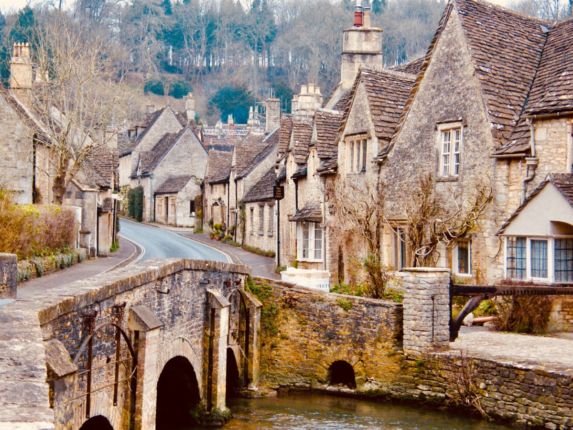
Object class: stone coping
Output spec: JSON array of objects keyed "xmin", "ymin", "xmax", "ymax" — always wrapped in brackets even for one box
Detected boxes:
[
  {"xmin": 0, "ymin": 259, "xmax": 250, "ymax": 429},
  {"xmin": 402, "ymin": 267, "xmax": 451, "ymax": 273}
]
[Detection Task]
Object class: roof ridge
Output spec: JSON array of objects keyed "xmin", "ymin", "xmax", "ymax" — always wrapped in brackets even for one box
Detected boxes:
[
  {"xmin": 456, "ymin": 0, "xmax": 551, "ymax": 25},
  {"xmin": 361, "ymin": 66, "xmax": 417, "ymax": 81}
]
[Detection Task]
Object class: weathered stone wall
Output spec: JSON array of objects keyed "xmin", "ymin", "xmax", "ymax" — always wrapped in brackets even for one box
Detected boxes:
[
  {"xmin": 0, "ymin": 253, "xmax": 18, "ymax": 299},
  {"xmin": 549, "ymin": 297, "xmax": 573, "ymax": 332},
  {"xmin": 243, "ymin": 201, "xmax": 276, "ymax": 253},
  {"xmin": 253, "ymin": 278, "xmax": 404, "ymax": 389}
]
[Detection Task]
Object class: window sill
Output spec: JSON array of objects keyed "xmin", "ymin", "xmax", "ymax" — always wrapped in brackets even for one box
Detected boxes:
[
  {"xmin": 454, "ymin": 273, "xmax": 473, "ymax": 278},
  {"xmin": 297, "ymin": 258, "xmax": 323, "ymax": 263},
  {"xmin": 436, "ymin": 176, "xmax": 459, "ymax": 183}
]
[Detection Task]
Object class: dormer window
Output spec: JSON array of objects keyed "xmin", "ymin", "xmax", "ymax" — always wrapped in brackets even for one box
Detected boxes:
[
  {"xmin": 346, "ymin": 136, "xmax": 368, "ymax": 173},
  {"xmin": 438, "ymin": 124, "xmax": 462, "ymax": 177}
]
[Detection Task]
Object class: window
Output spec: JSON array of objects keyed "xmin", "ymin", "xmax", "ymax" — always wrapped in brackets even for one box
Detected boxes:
[
  {"xmin": 346, "ymin": 137, "xmax": 368, "ymax": 173},
  {"xmin": 267, "ymin": 204, "xmax": 274, "ymax": 237},
  {"xmin": 250, "ymin": 207, "xmax": 255, "ymax": 235},
  {"xmin": 555, "ymin": 239, "xmax": 573, "ymax": 282},
  {"xmin": 439, "ymin": 127, "xmax": 462, "ymax": 177},
  {"xmin": 506, "ymin": 237, "xmax": 526, "ymax": 279},
  {"xmin": 530, "ymin": 240, "xmax": 548, "ymax": 279},
  {"xmin": 258, "ymin": 205, "xmax": 264, "ymax": 235},
  {"xmin": 455, "ymin": 240, "xmax": 471, "ymax": 275},
  {"xmin": 190, "ymin": 200, "xmax": 196, "ymax": 217},
  {"xmin": 395, "ymin": 228, "xmax": 407, "ymax": 270},
  {"xmin": 297, "ymin": 222, "xmax": 324, "ymax": 261}
]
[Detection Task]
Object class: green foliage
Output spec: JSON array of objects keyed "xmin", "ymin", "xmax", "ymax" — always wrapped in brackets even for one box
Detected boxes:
[
  {"xmin": 272, "ymin": 82, "xmax": 294, "ymax": 113},
  {"xmin": 241, "ymin": 244, "xmax": 275, "ymax": 258},
  {"xmin": 246, "ymin": 277, "xmax": 279, "ymax": 337},
  {"xmin": 336, "ymin": 298, "xmax": 353, "ymax": 312},
  {"xmin": 110, "ymin": 240, "xmax": 120, "ymax": 253},
  {"xmin": 9, "ymin": 6, "xmax": 35, "ymax": 43},
  {"xmin": 208, "ymin": 86, "xmax": 255, "ymax": 124},
  {"xmin": 168, "ymin": 80, "xmax": 192, "ymax": 99},
  {"xmin": 144, "ymin": 79, "xmax": 165, "ymax": 96},
  {"xmin": 127, "ymin": 186, "xmax": 144, "ymax": 222},
  {"xmin": 275, "ymin": 265, "xmax": 286, "ymax": 274},
  {"xmin": 331, "ymin": 282, "xmax": 366, "ymax": 297}
]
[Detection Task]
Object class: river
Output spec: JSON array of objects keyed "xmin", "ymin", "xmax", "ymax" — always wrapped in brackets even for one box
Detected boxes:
[{"xmin": 218, "ymin": 392, "xmax": 511, "ymax": 429}]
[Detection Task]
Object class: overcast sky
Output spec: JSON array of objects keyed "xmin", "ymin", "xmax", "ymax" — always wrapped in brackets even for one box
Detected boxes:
[{"xmin": 0, "ymin": 0, "xmax": 526, "ymax": 16}]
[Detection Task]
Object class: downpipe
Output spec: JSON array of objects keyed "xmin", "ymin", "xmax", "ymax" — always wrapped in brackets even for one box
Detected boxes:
[{"xmin": 521, "ymin": 119, "xmax": 538, "ymax": 204}]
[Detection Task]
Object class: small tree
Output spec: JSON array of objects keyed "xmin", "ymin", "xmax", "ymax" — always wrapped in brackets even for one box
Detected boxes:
[
  {"xmin": 127, "ymin": 186, "xmax": 144, "ymax": 221},
  {"xmin": 404, "ymin": 174, "xmax": 492, "ymax": 267}
]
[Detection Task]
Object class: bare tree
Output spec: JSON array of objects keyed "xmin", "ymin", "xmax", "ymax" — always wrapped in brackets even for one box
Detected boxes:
[
  {"xmin": 32, "ymin": 12, "xmax": 131, "ymax": 204},
  {"xmin": 404, "ymin": 175, "xmax": 492, "ymax": 267},
  {"xmin": 512, "ymin": 0, "xmax": 569, "ymax": 20}
]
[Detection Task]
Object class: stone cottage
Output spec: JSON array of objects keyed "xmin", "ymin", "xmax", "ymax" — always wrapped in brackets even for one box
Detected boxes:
[{"xmin": 204, "ymin": 150, "xmax": 233, "ymax": 228}]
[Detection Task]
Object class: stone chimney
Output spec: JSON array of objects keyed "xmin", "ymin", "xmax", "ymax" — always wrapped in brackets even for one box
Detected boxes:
[
  {"xmin": 10, "ymin": 43, "xmax": 33, "ymax": 101},
  {"xmin": 185, "ymin": 93, "xmax": 196, "ymax": 123},
  {"xmin": 292, "ymin": 84, "xmax": 323, "ymax": 119},
  {"xmin": 264, "ymin": 97, "xmax": 281, "ymax": 134},
  {"xmin": 228, "ymin": 114, "xmax": 234, "ymax": 126},
  {"xmin": 341, "ymin": 0, "xmax": 383, "ymax": 90}
]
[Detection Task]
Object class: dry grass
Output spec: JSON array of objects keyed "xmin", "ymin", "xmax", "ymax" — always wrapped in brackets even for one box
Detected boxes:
[
  {"xmin": 495, "ymin": 295, "xmax": 552, "ymax": 334},
  {"xmin": 0, "ymin": 190, "xmax": 77, "ymax": 260}
]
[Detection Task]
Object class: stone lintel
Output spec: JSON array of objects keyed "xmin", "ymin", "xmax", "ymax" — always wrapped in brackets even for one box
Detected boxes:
[
  {"xmin": 128, "ymin": 305, "xmax": 163, "ymax": 332},
  {"xmin": 402, "ymin": 267, "xmax": 451, "ymax": 274},
  {"xmin": 44, "ymin": 339, "xmax": 77, "ymax": 378},
  {"xmin": 239, "ymin": 288, "xmax": 262, "ymax": 309},
  {"xmin": 207, "ymin": 289, "xmax": 230, "ymax": 309}
]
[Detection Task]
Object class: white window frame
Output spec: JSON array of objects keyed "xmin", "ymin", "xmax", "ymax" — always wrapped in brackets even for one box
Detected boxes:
[
  {"xmin": 454, "ymin": 240, "xmax": 472, "ymax": 276},
  {"xmin": 503, "ymin": 236, "xmax": 573, "ymax": 284},
  {"xmin": 437, "ymin": 123, "xmax": 462, "ymax": 178},
  {"xmin": 297, "ymin": 222, "xmax": 324, "ymax": 262},
  {"xmin": 258, "ymin": 204, "xmax": 265, "ymax": 236},
  {"xmin": 249, "ymin": 207, "xmax": 255, "ymax": 236},
  {"xmin": 267, "ymin": 204, "xmax": 274, "ymax": 237}
]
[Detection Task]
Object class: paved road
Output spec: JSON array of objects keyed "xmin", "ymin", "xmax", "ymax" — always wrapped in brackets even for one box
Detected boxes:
[{"xmin": 120, "ymin": 219, "xmax": 230, "ymax": 263}]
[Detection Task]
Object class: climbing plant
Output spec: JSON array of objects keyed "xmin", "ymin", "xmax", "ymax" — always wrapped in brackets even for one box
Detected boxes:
[{"xmin": 127, "ymin": 186, "xmax": 144, "ymax": 222}]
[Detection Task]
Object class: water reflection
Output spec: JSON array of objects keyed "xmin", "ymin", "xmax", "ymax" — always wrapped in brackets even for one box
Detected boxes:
[{"xmin": 221, "ymin": 392, "xmax": 511, "ymax": 430}]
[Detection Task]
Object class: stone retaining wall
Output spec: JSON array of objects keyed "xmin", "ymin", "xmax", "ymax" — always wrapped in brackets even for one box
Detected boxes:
[{"xmin": 17, "ymin": 248, "xmax": 88, "ymax": 282}]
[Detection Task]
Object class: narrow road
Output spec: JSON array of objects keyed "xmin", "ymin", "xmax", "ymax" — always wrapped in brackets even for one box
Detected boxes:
[{"xmin": 120, "ymin": 219, "xmax": 230, "ymax": 263}]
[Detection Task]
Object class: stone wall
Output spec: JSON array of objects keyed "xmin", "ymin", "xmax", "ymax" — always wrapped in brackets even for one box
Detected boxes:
[
  {"xmin": 252, "ymin": 278, "xmax": 404, "ymax": 389},
  {"xmin": 17, "ymin": 248, "xmax": 88, "ymax": 282},
  {"xmin": 0, "ymin": 253, "xmax": 18, "ymax": 299}
]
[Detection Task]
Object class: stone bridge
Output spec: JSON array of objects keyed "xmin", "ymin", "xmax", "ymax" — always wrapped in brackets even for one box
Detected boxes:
[{"xmin": 0, "ymin": 259, "xmax": 261, "ymax": 430}]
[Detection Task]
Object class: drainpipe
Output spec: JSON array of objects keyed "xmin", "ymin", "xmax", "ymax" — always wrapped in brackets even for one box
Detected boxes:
[
  {"xmin": 294, "ymin": 179, "xmax": 299, "ymax": 211},
  {"xmin": 321, "ymin": 175, "xmax": 327, "ymax": 272},
  {"xmin": 522, "ymin": 118, "xmax": 539, "ymax": 203}
]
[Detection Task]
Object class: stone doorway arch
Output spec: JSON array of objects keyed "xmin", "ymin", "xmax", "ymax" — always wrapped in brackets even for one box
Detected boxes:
[{"xmin": 79, "ymin": 415, "xmax": 114, "ymax": 430}]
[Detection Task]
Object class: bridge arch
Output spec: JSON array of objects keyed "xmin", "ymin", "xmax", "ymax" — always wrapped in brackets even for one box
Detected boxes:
[
  {"xmin": 156, "ymin": 356, "xmax": 201, "ymax": 430},
  {"xmin": 328, "ymin": 360, "xmax": 356, "ymax": 389},
  {"xmin": 226, "ymin": 347, "xmax": 241, "ymax": 400},
  {"xmin": 79, "ymin": 415, "xmax": 114, "ymax": 430},
  {"xmin": 157, "ymin": 336, "xmax": 203, "ymax": 398}
]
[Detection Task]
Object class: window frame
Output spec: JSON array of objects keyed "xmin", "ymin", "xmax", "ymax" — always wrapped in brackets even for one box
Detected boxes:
[
  {"xmin": 297, "ymin": 222, "xmax": 324, "ymax": 263},
  {"xmin": 345, "ymin": 135, "xmax": 369, "ymax": 174},
  {"xmin": 190, "ymin": 199, "xmax": 196, "ymax": 217},
  {"xmin": 267, "ymin": 203, "xmax": 275, "ymax": 237},
  {"xmin": 437, "ymin": 122, "xmax": 463, "ymax": 178},
  {"xmin": 454, "ymin": 239, "xmax": 472, "ymax": 276},
  {"xmin": 258, "ymin": 204, "xmax": 265, "ymax": 236},
  {"xmin": 249, "ymin": 207, "xmax": 255, "ymax": 236}
]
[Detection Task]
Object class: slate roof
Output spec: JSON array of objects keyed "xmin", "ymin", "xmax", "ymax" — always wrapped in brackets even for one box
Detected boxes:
[
  {"xmin": 292, "ymin": 118, "xmax": 313, "ymax": 164},
  {"xmin": 332, "ymin": 90, "xmax": 352, "ymax": 112},
  {"xmin": 139, "ymin": 128, "xmax": 188, "ymax": 175},
  {"xmin": 118, "ymin": 133, "xmax": 137, "ymax": 157},
  {"xmin": 289, "ymin": 202, "xmax": 323, "ymax": 223},
  {"xmin": 234, "ymin": 132, "xmax": 277, "ymax": 180},
  {"xmin": 242, "ymin": 168, "xmax": 277, "ymax": 203},
  {"xmin": 498, "ymin": 174, "xmax": 573, "ymax": 234},
  {"xmin": 390, "ymin": 57, "xmax": 425, "ymax": 75},
  {"xmin": 278, "ymin": 116, "xmax": 293, "ymax": 158},
  {"xmin": 526, "ymin": 18, "xmax": 573, "ymax": 117},
  {"xmin": 315, "ymin": 110, "xmax": 343, "ymax": 161},
  {"xmin": 134, "ymin": 107, "xmax": 167, "ymax": 145},
  {"xmin": 206, "ymin": 150, "xmax": 233, "ymax": 184},
  {"xmin": 83, "ymin": 144, "xmax": 117, "ymax": 189},
  {"xmin": 155, "ymin": 175, "xmax": 192, "ymax": 195}
]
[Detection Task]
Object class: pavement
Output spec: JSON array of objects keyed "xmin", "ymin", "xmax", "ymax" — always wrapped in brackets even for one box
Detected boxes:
[
  {"xmin": 143, "ymin": 221, "xmax": 280, "ymax": 280},
  {"xmin": 452, "ymin": 326, "xmax": 573, "ymax": 374},
  {"xmin": 17, "ymin": 236, "xmax": 140, "ymax": 300}
]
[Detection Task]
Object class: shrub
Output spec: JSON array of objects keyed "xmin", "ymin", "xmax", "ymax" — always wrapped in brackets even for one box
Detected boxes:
[
  {"xmin": 127, "ymin": 186, "xmax": 144, "ymax": 221},
  {"xmin": 0, "ymin": 190, "xmax": 77, "ymax": 260},
  {"xmin": 168, "ymin": 80, "xmax": 192, "ymax": 99},
  {"xmin": 495, "ymin": 295, "xmax": 552, "ymax": 334},
  {"xmin": 143, "ymin": 79, "xmax": 164, "ymax": 96}
]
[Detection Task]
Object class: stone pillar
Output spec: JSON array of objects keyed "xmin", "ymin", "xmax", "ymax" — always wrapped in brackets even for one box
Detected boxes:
[
  {"xmin": 0, "ymin": 253, "xmax": 18, "ymax": 300},
  {"xmin": 128, "ymin": 306, "xmax": 163, "ymax": 430},
  {"xmin": 240, "ymin": 289, "xmax": 262, "ymax": 388},
  {"xmin": 402, "ymin": 268, "xmax": 450, "ymax": 355},
  {"xmin": 205, "ymin": 289, "xmax": 230, "ymax": 413}
]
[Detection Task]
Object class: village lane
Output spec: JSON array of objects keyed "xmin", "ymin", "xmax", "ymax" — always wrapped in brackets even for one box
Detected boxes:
[{"xmin": 119, "ymin": 219, "xmax": 231, "ymax": 263}]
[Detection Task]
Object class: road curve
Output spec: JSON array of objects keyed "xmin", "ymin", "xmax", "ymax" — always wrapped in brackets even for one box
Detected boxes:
[{"xmin": 119, "ymin": 220, "xmax": 230, "ymax": 263}]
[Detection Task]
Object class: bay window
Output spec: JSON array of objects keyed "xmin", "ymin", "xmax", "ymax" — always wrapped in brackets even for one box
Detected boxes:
[
  {"xmin": 505, "ymin": 236, "xmax": 573, "ymax": 283},
  {"xmin": 297, "ymin": 222, "xmax": 324, "ymax": 262}
]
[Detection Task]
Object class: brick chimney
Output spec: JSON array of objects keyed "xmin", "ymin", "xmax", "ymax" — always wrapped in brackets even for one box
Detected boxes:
[
  {"xmin": 10, "ymin": 43, "xmax": 33, "ymax": 101},
  {"xmin": 264, "ymin": 97, "xmax": 281, "ymax": 134},
  {"xmin": 341, "ymin": 0, "xmax": 383, "ymax": 90},
  {"xmin": 292, "ymin": 84, "xmax": 323, "ymax": 119}
]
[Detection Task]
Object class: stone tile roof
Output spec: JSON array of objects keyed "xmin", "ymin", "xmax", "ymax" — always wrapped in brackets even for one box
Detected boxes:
[
  {"xmin": 357, "ymin": 68, "xmax": 416, "ymax": 151},
  {"xmin": 155, "ymin": 175, "xmax": 192, "ymax": 195},
  {"xmin": 278, "ymin": 116, "xmax": 293, "ymax": 158},
  {"xmin": 455, "ymin": 0, "xmax": 548, "ymax": 147},
  {"xmin": 332, "ymin": 90, "xmax": 352, "ymax": 112},
  {"xmin": 315, "ymin": 110, "xmax": 343, "ymax": 161},
  {"xmin": 139, "ymin": 128, "xmax": 187, "ymax": 175},
  {"xmin": 118, "ymin": 133, "xmax": 137, "ymax": 157},
  {"xmin": 526, "ymin": 19, "xmax": 573, "ymax": 117},
  {"xmin": 498, "ymin": 173, "xmax": 573, "ymax": 234},
  {"xmin": 390, "ymin": 57, "xmax": 425, "ymax": 75},
  {"xmin": 83, "ymin": 144, "xmax": 117, "ymax": 189},
  {"xmin": 202, "ymin": 124, "xmax": 250, "ymax": 151},
  {"xmin": 289, "ymin": 202, "xmax": 322, "ymax": 223},
  {"xmin": 135, "ymin": 107, "xmax": 167, "ymax": 145},
  {"xmin": 235, "ymin": 132, "xmax": 276, "ymax": 180},
  {"xmin": 242, "ymin": 168, "xmax": 276, "ymax": 203},
  {"xmin": 206, "ymin": 150, "xmax": 233, "ymax": 184},
  {"xmin": 292, "ymin": 118, "xmax": 313, "ymax": 164}
]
